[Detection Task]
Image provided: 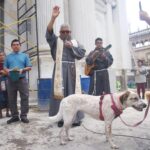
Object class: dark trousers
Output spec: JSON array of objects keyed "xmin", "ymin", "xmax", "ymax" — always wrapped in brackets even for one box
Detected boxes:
[
  {"xmin": 88, "ymin": 74, "xmax": 95, "ymax": 95},
  {"xmin": 7, "ymin": 78, "xmax": 29, "ymax": 118},
  {"xmin": 0, "ymin": 91, "xmax": 9, "ymax": 109},
  {"xmin": 88, "ymin": 69, "xmax": 110, "ymax": 95},
  {"xmin": 136, "ymin": 83, "xmax": 146, "ymax": 99}
]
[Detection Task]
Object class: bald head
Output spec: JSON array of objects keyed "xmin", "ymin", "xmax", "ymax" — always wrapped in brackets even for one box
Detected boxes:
[
  {"xmin": 59, "ymin": 24, "xmax": 71, "ymax": 41},
  {"xmin": 60, "ymin": 24, "xmax": 71, "ymax": 32}
]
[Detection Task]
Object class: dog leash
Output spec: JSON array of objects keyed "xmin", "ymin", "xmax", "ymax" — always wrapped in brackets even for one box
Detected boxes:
[{"xmin": 119, "ymin": 100, "xmax": 150, "ymax": 127}]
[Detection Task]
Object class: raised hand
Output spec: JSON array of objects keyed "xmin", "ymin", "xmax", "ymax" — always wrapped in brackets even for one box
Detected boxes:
[
  {"xmin": 52, "ymin": 6, "xmax": 60, "ymax": 19},
  {"xmin": 47, "ymin": 6, "xmax": 60, "ymax": 32},
  {"xmin": 139, "ymin": 10, "xmax": 150, "ymax": 25},
  {"xmin": 139, "ymin": 11, "xmax": 149, "ymax": 21}
]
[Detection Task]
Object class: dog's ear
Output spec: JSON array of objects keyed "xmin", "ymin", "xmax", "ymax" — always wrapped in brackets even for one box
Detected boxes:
[{"xmin": 120, "ymin": 91, "xmax": 130, "ymax": 105}]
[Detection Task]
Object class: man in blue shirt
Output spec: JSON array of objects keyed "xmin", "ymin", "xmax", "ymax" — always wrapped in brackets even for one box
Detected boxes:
[{"xmin": 4, "ymin": 39, "xmax": 32, "ymax": 124}]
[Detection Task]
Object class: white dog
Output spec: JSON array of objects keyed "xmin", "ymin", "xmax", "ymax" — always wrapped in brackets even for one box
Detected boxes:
[{"xmin": 49, "ymin": 91, "xmax": 147, "ymax": 149}]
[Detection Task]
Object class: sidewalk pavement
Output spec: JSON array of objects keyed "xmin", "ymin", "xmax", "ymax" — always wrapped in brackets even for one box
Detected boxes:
[{"xmin": 0, "ymin": 102, "xmax": 150, "ymax": 150}]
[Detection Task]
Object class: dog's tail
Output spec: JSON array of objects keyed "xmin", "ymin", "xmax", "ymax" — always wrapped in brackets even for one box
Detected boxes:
[{"xmin": 48, "ymin": 102, "xmax": 63, "ymax": 123}]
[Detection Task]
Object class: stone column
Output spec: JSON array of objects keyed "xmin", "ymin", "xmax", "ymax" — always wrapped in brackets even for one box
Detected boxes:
[
  {"xmin": 94, "ymin": 0, "xmax": 118, "ymax": 69},
  {"xmin": 36, "ymin": 0, "xmax": 65, "ymax": 50},
  {"xmin": 68, "ymin": 0, "xmax": 97, "ymax": 78},
  {"xmin": 69, "ymin": 0, "xmax": 97, "ymax": 52},
  {"xmin": 35, "ymin": 0, "xmax": 66, "ymax": 78},
  {"xmin": 28, "ymin": 0, "xmax": 66, "ymax": 102},
  {"xmin": 94, "ymin": 0, "xmax": 107, "ymax": 44},
  {"xmin": 105, "ymin": 0, "xmax": 117, "ymax": 68},
  {"xmin": 63, "ymin": 0, "xmax": 69, "ymax": 24},
  {"xmin": 114, "ymin": 0, "xmax": 131, "ymax": 69}
]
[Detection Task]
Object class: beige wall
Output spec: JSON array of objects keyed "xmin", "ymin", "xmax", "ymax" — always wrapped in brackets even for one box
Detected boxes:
[{"xmin": 134, "ymin": 46, "xmax": 150, "ymax": 65}]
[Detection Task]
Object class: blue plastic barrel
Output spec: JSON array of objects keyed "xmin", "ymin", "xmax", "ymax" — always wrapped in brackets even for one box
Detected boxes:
[
  {"xmin": 81, "ymin": 77, "xmax": 90, "ymax": 94},
  {"xmin": 38, "ymin": 77, "xmax": 90, "ymax": 111},
  {"xmin": 38, "ymin": 78, "xmax": 51, "ymax": 110}
]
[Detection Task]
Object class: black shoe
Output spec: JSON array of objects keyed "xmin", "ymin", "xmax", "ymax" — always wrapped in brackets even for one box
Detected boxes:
[
  {"xmin": 21, "ymin": 117, "xmax": 29, "ymax": 123},
  {"xmin": 7, "ymin": 117, "xmax": 20, "ymax": 124},
  {"xmin": 72, "ymin": 121, "xmax": 81, "ymax": 127},
  {"xmin": 57, "ymin": 121, "xmax": 64, "ymax": 127},
  {"xmin": 6, "ymin": 113, "xmax": 11, "ymax": 117}
]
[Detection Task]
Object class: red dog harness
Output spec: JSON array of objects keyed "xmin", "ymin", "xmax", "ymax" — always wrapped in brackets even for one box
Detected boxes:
[{"xmin": 99, "ymin": 94, "xmax": 123, "ymax": 120}]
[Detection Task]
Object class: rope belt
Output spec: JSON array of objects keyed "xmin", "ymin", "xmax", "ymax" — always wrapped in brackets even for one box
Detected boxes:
[
  {"xmin": 54, "ymin": 61, "xmax": 75, "ymax": 64},
  {"xmin": 95, "ymin": 68, "xmax": 108, "ymax": 72},
  {"xmin": 62, "ymin": 61, "xmax": 75, "ymax": 64}
]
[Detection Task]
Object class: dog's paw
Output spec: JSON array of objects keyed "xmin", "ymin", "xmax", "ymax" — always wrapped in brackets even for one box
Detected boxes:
[
  {"xmin": 105, "ymin": 138, "xmax": 113, "ymax": 143},
  {"xmin": 68, "ymin": 136, "xmax": 74, "ymax": 141},
  {"xmin": 111, "ymin": 144, "xmax": 119, "ymax": 149},
  {"xmin": 60, "ymin": 141, "xmax": 67, "ymax": 145},
  {"xmin": 105, "ymin": 139, "xmax": 108, "ymax": 143}
]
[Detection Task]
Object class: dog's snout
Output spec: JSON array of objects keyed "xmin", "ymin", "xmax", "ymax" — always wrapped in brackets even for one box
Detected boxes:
[{"xmin": 142, "ymin": 103, "xmax": 147, "ymax": 108}]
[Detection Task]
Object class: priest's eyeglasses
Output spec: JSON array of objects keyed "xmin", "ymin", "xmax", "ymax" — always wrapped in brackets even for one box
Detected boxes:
[{"xmin": 60, "ymin": 30, "xmax": 71, "ymax": 34}]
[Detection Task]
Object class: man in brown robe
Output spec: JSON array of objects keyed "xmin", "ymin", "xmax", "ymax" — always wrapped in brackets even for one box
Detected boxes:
[
  {"xmin": 46, "ymin": 6, "xmax": 86, "ymax": 127},
  {"xmin": 86, "ymin": 38, "xmax": 113, "ymax": 95}
]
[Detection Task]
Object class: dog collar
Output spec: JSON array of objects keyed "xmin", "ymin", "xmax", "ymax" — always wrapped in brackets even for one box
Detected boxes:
[
  {"xmin": 117, "ymin": 96, "xmax": 123, "ymax": 111},
  {"xmin": 110, "ymin": 94, "xmax": 123, "ymax": 118},
  {"xmin": 99, "ymin": 94, "xmax": 123, "ymax": 121}
]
